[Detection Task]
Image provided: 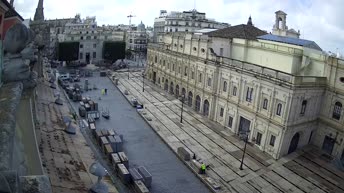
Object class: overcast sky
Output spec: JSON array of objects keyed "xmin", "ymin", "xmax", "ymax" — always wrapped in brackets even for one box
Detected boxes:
[{"xmin": 13, "ymin": 0, "xmax": 344, "ymax": 53}]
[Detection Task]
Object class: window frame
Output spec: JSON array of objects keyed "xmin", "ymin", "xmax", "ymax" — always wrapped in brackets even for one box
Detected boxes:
[
  {"xmin": 228, "ymin": 116, "xmax": 233, "ymax": 128},
  {"xmin": 300, "ymin": 100, "xmax": 307, "ymax": 115},
  {"xmin": 276, "ymin": 103, "xmax": 282, "ymax": 116},
  {"xmin": 220, "ymin": 107, "xmax": 224, "ymax": 117},
  {"xmin": 270, "ymin": 135, "xmax": 276, "ymax": 146},
  {"xmin": 263, "ymin": 99, "xmax": 268, "ymax": 110},
  {"xmin": 223, "ymin": 81, "xmax": 227, "ymax": 92},
  {"xmin": 333, "ymin": 101, "xmax": 342, "ymax": 120},
  {"xmin": 256, "ymin": 132, "xmax": 262, "ymax": 146}
]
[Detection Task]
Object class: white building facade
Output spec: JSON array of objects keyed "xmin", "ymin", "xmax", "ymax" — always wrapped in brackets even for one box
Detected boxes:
[
  {"xmin": 153, "ymin": 9, "xmax": 230, "ymax": 43},
  {"xmin": 60, "ymin": 16, "xmax": 126, "ymax": 64},
  {"xmin": 146, "ymin": 12, "xmax": 344, "ymax": 162}
]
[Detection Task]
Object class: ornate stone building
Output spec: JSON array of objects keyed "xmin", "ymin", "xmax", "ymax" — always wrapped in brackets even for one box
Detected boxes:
[
  {"xmin": 153, "ymin": 9, "xmax": 230, "ymax": 43},
  {"xmin": 127, "ymin": 21, "xmax": 148, "ymax": 61},
  {"xmin": 60, "ymin": 16, "xmax": 126, "ymax": 64},
  {"xmin": 146, "ymin": 12, "xmax": 344, "ymax": 162}
]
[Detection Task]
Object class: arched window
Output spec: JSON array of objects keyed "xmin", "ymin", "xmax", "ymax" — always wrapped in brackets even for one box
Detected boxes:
[
  {"xmin": 300, "ymin": 100, "xmax": 307, "ymax": 115},
  {"xmin": 223, "ymin": 81, "xmax": 227, "ymax": 92},
  {"xmin": 333, "ymin": 102, "xmax": 342, "ymax": 120},
  {"xmin": 276, "ymin": 103, "xmax": 282, "ymax": 116},
  {"xmin": 263, "ymin": 99, "xmax": 268, "ymax": 110},
  {"xmin": 232, "ymin": 86, "xmax": 237, "ymax": 96}
]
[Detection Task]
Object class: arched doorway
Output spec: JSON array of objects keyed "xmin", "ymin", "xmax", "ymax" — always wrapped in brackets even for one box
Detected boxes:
[
  {"xmin": 188, "ymin": 91, "xmax": 193, "ymax": 107},
  {"xmin": 164, "ymin": 80, "xmax": 168, "ymax": 91},
  {"xmin": 195, "ymin": 95, "xmax": 201, "ymax": 112},
  {"xmin": 182, "ymin": 88, "xmax": 186, "ymax": 97},
  {"xmin": 170, "ymin": 82, "xmax": 174, "ymax": 94},
  {"xmin": 288, "ymin": 133, "xmax": 300, "ymax": 154},
  {"xmin": 175, "ymin": 85, "xmax": 179, "ymax": 97},
  {"xmin": 203, "ymin": 99, "xmax": 210, "ymax": 116}
]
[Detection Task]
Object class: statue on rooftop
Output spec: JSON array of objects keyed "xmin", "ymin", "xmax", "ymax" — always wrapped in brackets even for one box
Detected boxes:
[{"xmin": 2, "ymin": 23, "xmax": 42, "ymax": 89}]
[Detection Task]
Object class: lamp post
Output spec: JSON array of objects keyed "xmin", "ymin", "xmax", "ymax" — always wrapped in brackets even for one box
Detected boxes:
[
  {"xmin": 142, "ymin": 73, "xmax": 145, "ymax": 92},
  {"xmin": 239, "ymin": 130, "xmax": 250, "ymax": 170},
  {"xmin": 128, "ymin": 63, "xmax": 130, "ymax": 79},
  {"xmin": 180, "ymin": 94, "xmax": 185, "ymax": 123}
]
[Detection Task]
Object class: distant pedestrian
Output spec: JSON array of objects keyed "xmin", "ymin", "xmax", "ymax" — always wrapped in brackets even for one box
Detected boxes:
[
  {"xmin": 105, "ymin": 88, "xmax": 107, "ymax": 95},
  {"xmin": 201, "ymin": 163, "xmax": 206, "ymax": 174}
]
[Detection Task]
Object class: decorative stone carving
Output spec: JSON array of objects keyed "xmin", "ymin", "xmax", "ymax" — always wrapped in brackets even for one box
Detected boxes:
[{"xmin": 2, "ymin": 23, "xmax": 39, "ymax": 89}]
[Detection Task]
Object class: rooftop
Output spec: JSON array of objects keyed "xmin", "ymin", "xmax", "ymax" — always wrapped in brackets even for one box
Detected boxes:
[
  {"xmin": 258, "ymin": 34, "xmax": 322, "ymax": 51},
  {"xmin": 206, "ymin": 24, "xmax": 267, "ymax": 40}
]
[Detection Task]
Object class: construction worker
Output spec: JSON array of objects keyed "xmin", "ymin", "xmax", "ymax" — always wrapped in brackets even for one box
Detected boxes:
[{"xmin": 201, "ymin": 163, "xmax": 206, "ymax": 174}]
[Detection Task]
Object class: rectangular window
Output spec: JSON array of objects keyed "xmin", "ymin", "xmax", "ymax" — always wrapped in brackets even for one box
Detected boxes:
[
  {"xmin": 80, "ymin": 44, "xmax": 83, "ymax": 48},
  {"xmin": 94, "ymin": 36, "xmax": 97, "ymax": 39},
  {"xmin": 256, "ymin": 132, "xmax": 262, "ymax": 145},
  {"xmin": 208, "ymin": 77, "xmax": 212, "ymax": 86},
  {"xmin": 175, "ymin": 28, "xmax": 178, "ymax": 32},
  {"xmin": 270, "ymin": 135, "xmax": 276, "ymax": 146},
  {"xmin": 178, "ymin": 66, "xmax": 181, "ymax": 73},
  {"xmin": 228, "ymin": 116, "xmax": 233, "ymax": 128},
  {"xmin": 93, "ymin": 43, "xmax": 97, "ymax": 48},
  {"xmin": 172, "ymin": 63, "xmax": 175, "ymax": 71},
  {"xmin": 93, "ymin": 52, "xmax": 96, "ymax": 58},
  {"xmin": 199, "ymin": 73, "xmax": 202, "ymax": 83},
  {"xmin": 246, "ymin": 87, "xmax": 253, "ymax": 102},
  {"xmin": 191, "ymin": 71, "xmax": 195, "ymax": 79},
  {"xmin": 184, "ymin": 67, "xmax": 188, "ymax": 76},
  {"xmin": 81, "ymin": 36, "xmax": 84, "ymax": 40},
  {"xmin": 220, "ymin": 108, "xmax": 224, "ymax": 117},
  {"xmin": 86, "ymin": 36, "xmax": 91, "ymax": 40},
  {"xmin": 79, "ymin": 52, "xmax": 83, "ymax": 59},
  {"xmin": 220, "ymin": 48, "xmax": 224, "ymax": 56},
  {"xmin": 263, "ymin": 99, "xmax": 268, "ymax": 110}
]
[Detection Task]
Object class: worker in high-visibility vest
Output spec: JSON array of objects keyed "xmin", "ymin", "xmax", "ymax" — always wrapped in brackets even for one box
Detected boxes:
[{"xmin": 201, "ymin": 163, "xmax": 206, "ymax": 174}]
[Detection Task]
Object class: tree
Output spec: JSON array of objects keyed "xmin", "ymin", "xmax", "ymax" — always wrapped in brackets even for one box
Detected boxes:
[
  {"xmin": 103, "ymin": 41, "xmax": 126, "ymax": 63},
  {"xmin": 58, "ymin": 42, "xmax": 79, "ymax": 61}
]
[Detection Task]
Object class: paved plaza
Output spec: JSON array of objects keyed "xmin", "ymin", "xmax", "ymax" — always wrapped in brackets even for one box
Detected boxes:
[
  {"xmin": 70, "ymin": 75, "xmax": 211, "ymax": 193},
  {"xmin": 113, "ymin": 70, "xmax": 344, "ymax": 193}
]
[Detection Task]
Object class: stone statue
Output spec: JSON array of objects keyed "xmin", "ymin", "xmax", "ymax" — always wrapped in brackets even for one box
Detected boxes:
[{"xmin": 2, "ymin": 23, "xmax": 40, "ymax": 89}]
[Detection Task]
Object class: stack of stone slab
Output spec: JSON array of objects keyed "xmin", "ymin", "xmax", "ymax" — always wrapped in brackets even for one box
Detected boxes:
[
  {"xmin": 134, "ymin": 180, "xmax": 150, "ymax": 193},
  {"xmin": 110, "ymin": 153, "xmax": 122, "ymax": 172},
  {"xmin": 117, "ymin": 163, "xmax": 130, "ymax": 184},
  {"xmin": 137, "ymin": 166, "xmax": 152, "ymax": 188},
  {"xmin": 118, "ymin": 152, "xmax": 129, "ymax": 168}
]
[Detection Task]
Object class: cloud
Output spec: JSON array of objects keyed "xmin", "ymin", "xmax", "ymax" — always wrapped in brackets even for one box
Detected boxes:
[{"xmin": 13, "ymin": 0, "xmax": 344, "ymax": 52}]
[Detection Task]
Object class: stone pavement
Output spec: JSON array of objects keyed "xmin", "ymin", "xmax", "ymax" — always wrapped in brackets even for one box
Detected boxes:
[
  {"xmin": 34, "ymin": 71, "xmax": 118, "ymax": 192},
  {"xmin": 112, "ymin": 71, "xmax": 344, "ymax": 193}
]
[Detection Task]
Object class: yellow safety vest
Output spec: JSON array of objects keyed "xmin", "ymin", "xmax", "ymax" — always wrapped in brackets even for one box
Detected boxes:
[{"xmin": 201, "ymin": 164, "xmax": 206, "ymax": 170}]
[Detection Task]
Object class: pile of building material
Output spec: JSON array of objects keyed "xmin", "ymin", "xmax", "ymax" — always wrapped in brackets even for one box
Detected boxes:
[{"xmin": 79, "ymin": 97, "xmax": 99, "ymax": 118}]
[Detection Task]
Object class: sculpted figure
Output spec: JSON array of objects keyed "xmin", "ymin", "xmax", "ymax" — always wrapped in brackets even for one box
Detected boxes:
[{"xmin": 2, "ymin": 23, "xmax": 39, "ymax": 89}]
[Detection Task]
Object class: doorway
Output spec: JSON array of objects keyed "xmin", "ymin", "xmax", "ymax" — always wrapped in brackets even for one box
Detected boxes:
[
  {"xmin": 238, "ymin": 117, "xmax": 250, "ymax": 134},
  {"xmin": 86, "ymin": 53, "xmax": 90, "ymax": 64},
  {"xmin": 203, "ymin": 100, "xmax": 210, "ymax": 116},
  {"xmin": 153, "ymin": 71, "xmax": 156, "ymax": 84},
  {"xmin": 288, "ymin": 133, "xmax": 300, "ymax": 154},
  {"xmin": 195, "ymin": 95, "xmax": 201, "ymax": 112},
  {"xmin": 322, "ymin": 136, "xmax": 335, "ymax": 155}
]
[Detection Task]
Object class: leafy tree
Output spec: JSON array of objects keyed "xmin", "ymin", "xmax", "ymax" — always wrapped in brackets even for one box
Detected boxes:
[
  {"xmin": 57, "ymin": 42, "xmax": 80, "ymax": 61},
  {"xmin": 103, "ymin": 41, "xmax": 126, "ymax": 62}
]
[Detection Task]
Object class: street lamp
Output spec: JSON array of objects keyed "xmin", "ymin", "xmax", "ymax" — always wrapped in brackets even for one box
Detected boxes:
[
  {"xmin": 180, "ymin": 94, "xmax": 185, "ymax": 123},
  {"xmin": 239, "ymin": 130, "xmax": 250, "ymax": 170},
  {"xmin": 142, "ymin": 72, "xmax": 145, "ymax": 92}
]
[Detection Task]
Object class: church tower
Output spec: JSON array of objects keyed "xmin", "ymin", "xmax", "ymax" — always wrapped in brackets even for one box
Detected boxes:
[
  {"xmin": 247, "ymin": 15, "xmax": 253, "ymax": 26},
  {"xmin": 272, "ymin": 10, "xmax": 300, "ymax": 38},
  {"xmin": 34, "ymin": 0, "xmax": 44, "ymax": 21}
]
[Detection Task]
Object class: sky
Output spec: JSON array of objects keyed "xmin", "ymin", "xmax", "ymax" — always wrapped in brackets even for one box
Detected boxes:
[{"xmin": 13, "ymin": 0, "xmax": 344, "ymax": 53}]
